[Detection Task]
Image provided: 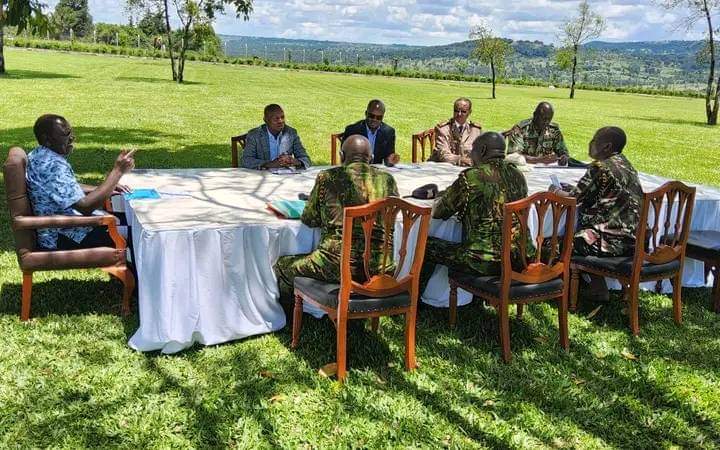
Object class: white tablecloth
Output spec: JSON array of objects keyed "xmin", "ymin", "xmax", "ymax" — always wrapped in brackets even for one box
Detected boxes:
[{"xmin": 119, "ymin": 164, "xmax": 720, "ymax": 353}]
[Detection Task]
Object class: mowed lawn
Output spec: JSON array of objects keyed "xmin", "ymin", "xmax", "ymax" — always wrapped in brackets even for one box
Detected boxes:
[{"xmin": 0, "ymin": 47, "xmax": 719, "ymax": 448}]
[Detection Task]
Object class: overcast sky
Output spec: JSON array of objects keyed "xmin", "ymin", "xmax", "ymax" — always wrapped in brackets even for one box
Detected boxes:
[{"xmin": 44, "ymin": 0, "xmax": 706, "ymax": 46}]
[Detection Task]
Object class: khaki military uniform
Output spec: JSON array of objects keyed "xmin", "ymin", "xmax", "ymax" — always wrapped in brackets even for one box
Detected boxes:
[
  {"xmin": 507, "ymin": 119, "xmax": 569, "ymax": 158},
  {"xmin": 569, "ymin": 153, "xmax": 643, "ymax": 257},
  {"xmin": 428, "ymin": 120, "xmax": 483, "ymax": 166},
  {"xmin": 274, "ymin": 162, "xmax": 399, "ymax": 299},
  {"xmin": 420, "ymin": 160, "xmax": 529, "ymax": 288}
]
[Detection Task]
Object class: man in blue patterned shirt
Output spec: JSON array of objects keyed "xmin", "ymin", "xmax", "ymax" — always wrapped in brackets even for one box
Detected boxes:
[{"xmin": 26, "ymin": 114, "xmax": 136, "ymax": 250}]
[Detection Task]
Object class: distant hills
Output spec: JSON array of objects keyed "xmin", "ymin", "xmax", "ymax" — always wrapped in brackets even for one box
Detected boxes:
[{"xmin": 220, "ymin": 35, "xmax": 710, "ymax": 91}]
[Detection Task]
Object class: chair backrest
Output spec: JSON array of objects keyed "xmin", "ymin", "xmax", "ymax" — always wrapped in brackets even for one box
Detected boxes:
[
  {"xmin": 501, "ymin": 192, "xmax": 577, "ymax": 295},
  {"xmin": 633, "ymin": 181, "xmax": 696, "ymax": 273},
  {"xmin": 3, "ymin": 147, "xmax": 36, "ymax": 257},
  {"xmin": 338, "ymin": 197, "xmax": 431, "ymax": 305},
  {"xmin": 411, "ymin": 128, "xmax": 435, "ymax": 163},
  {"xmin": 330, "ymin": 132, "xmax": 344, "ymax": 165},
  {"xmin": 230, "ymin": 134, "xmax": 247, "ymax": 168}
]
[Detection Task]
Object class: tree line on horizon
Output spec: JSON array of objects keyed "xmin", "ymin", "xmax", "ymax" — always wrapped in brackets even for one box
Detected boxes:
[{"xmin": 1, "ymin": 0, "xmax": 719, "ymax": 125}]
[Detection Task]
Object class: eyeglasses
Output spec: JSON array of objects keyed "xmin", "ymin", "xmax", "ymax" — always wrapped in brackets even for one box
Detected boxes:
[{"xmin": 366, "ymin": 112, "xmax": 384, "ymax": 121}]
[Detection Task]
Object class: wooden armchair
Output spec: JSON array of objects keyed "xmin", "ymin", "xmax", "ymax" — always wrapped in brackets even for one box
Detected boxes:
[
  {"xmin": 683, "ymin": 231, "xmax": 720, "ymax": 312},
  {"xmin": 230, "ymin": 134, "xmax": 247, "ymax": 168},
  {"xmin": 448, "ymin": 192, "xmax": 577, "ymax": 362},
  {"xmin": 570, "ymin": 181, "xmax": 696, "ymax": 335},
  {"xmin": 291, "ymin": 197, "xmax": 432, "ymax": 381},
  {"xmin": 330, "ymin": 132, "xmax": 344, "ymax": 165},
  {"xmin": 411, "ymin": 128, "xmax": 436, "ymax": 163},
  {"xmin": 3, "ymin": 147, "xmax": 135, "ymax": 321}
]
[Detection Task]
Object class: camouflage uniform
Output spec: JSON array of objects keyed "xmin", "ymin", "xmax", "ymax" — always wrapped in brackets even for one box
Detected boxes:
[
  {"xmin": 428, "ymin": 120, "xmax": 482, "ymax": 166},
  {"xmin": 420, "ymin": 160, "xmax": 529, "ymax": 287},
  {"xmin": 274, "ymin": 162, "xmax": 399, "ymax": 299},
  {"xmin": 569, "ymin": 153, "xmax": 643, "ymax": 257},
  {"xmin": 507, "ymin": 119, "xmax": 569, "ymax": 158}
]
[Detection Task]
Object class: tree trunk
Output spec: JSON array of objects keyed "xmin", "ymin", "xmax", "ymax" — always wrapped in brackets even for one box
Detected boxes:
[
  {"xmin": 490, "ymin": 59, "xmax": 496, "ymax": 99},
  {"xmin": 702, "ymin": 0, "xmax": 717, "ymax": 125},
  {"xmin": 0, "ymin": 2, "xmax": 5, "ymax": 75},
  {"xmin": 570, "ymin": 44, "xmax": 578, "ymax": 99},
  {"xmin": 162, "ymin": 0, "xmax": 178, "ymax": 81}
]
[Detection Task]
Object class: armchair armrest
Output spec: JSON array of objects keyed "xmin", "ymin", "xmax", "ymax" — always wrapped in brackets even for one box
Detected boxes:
[{"xmin": 13, "ymin": 215, "xmax": 127, "ymax": 249}]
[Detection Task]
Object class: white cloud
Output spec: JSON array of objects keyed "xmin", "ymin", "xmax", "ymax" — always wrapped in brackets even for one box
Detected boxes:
[{"xmin": 44, "ymin": 0, "xmax": 709, "ymax": 45}]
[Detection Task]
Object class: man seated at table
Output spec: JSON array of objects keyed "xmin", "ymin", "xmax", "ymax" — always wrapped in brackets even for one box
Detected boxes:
[
  {"xmin": 26, "ymin": 114, "xmax": 135, "ymax": 250},
  {"xmin": 507, "ymin": 102, "xmax": 570, "ymax": 165},
  {"xmin": 241, "ymin": 104, "xmax": 312, "ymax": 170},
  {"xmin": 342, "ymin": 99, "xmax": 400, "ymax": 166},
  {"xmin": 551, "ymin": 126, "xmax": 642, "ymax": 300},
  {"xmin": 274, "ymin": 135, "xmax": 399, "ymax": 308},
  {"xmin": 428, "ymin": 97, "xmax": 482, "ymax": 166},
  {"xmin": 419, "ymin": 132, "xmax": 528, "ymax": 288}
]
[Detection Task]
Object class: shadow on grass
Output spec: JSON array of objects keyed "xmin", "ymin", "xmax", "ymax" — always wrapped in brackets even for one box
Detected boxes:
[
  {"xmin": 625, "ymin": 116, "xmax": 711, "ymax": 128},
  {"xmin": 0, "ymin": 277, "xmax": 133, "ymax": 319},
  {"xmin": 114, "ymin": 76, "xmax": 205, "ymax": 86},
  {"xmin": 0, "ymin": 69, "xmax": 80, "ymax": 80}
]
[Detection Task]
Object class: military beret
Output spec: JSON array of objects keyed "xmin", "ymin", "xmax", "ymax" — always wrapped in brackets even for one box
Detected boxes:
[{"xmin": 411, "ymin": 183, "xmax": 439, "ymax": 200}]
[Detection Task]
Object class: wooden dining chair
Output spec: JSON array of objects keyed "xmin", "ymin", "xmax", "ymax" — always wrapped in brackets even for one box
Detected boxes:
[
  {"xmin": 230, "ymin": 133, "xmax": 247, "ymax": 168},
  {"xmin": 448, "ymin": 192, "xmax": 577, "ymax": 362},
  {"xmin": 684, "ymin": 231, "xmax": 720, "ymax": 313},
  {"xmin": 330, "ymin": 132, "xmax": 344, "ymax": 165},
  {"xmin": 570, "ymin": 181, "xmax": 696, "ymax": 335},
  {"xmin": 291, "ymin": 197, "xmax": 432, "ymax": 382},
  {"xmin": 411, "ymin": 128, "xmax": 435, "ymax": 163}
]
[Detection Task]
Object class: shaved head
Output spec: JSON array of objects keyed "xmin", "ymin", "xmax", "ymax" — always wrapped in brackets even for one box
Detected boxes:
[
  {"xmin": 34, "ymin": 114, "xmax": 75, "ymax": 156},
  {"xmin": 341, "ymin": 134, "xmax": 372, "ymax": 164},
  {"xmin": 590, "ymin": 126, "xmax": 627, "ymax": 160},
  {"xmin": 471, "ymin": 132, "xmax": 506, "ymax": 165},
  {"xmin": 533, "ymin": 102, "xmax": 554, "ymax": 131}
]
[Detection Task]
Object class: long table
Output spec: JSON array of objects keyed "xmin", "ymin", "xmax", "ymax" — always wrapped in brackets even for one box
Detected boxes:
[{"xmin": 118, "ymin": 164, "xmax": 720, "ymax": 353}]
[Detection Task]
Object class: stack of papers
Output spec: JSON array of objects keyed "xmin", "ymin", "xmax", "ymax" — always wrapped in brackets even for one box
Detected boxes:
[{"xmin": 267, "ymin": 200, "xmax": 307, "ymax": 219}]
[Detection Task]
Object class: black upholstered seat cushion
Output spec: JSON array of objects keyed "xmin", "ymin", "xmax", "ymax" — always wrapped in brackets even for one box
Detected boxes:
[
  {"xmin": 571, "ymin": 255, "xmax": 681, "ymax": 278},
  {"xmin": 294, "ymin": 277, "xmax": 410, "ymax": 313},
  {"xmin": 449, "ymin": 271, "xmax": 563, "ymax": 300}
]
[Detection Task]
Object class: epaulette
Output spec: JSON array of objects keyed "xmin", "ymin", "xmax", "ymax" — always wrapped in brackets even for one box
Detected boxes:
[
  {"xmin": 436, "ymin": 119, "xmax": 452, "ymax": 128},
  {"xmin": 517, "ymin": 118, "xmax": 532, "ymax": 128},
  {"xmin": 469, "ymin": 121, "xmax": 482, "ymax": 129},
  {"xmin": 548, "ymin": 122, "xmax": 561, "ymax": 129}
]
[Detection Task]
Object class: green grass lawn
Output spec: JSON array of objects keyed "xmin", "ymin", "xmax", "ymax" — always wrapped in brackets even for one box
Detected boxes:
[{"xmin": 1, "ymin": 47, "xmax": 719, "ymax": 448}]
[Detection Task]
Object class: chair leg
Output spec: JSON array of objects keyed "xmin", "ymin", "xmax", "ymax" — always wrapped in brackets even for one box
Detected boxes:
[
  {"xmin": 404, "ymin": 311, "xmax": 417, "ymax": 371},
  {"xmin": 558, "ymin": 294, "xmax": 569, "ymax": 351},
  {"xmin": 516, "ymin": 303, "xmax": 524, "ymax": 320},
  {"xmin": 498, "ymin": 304, "xmax": 511, "ymax": 363},
  {"xmin": 569, "ymin": 269, "xmax": 580, "ymax": 312},
  {"xmin": 628, "ymin": 283, "xmax": 640, "ymax": 336},
  {"xmin": 449, "ymin": 283, "xmax": 458, "ymax": 328},
  {"xmin": 370, "ymin": 317, "xmax": 379, "ymax": 333},
  {"xmin": 336, "ymin": 315, "xmax": 348, "ymax": 382},
  {"xmin": 21, "ymin": 272, "xmax": 33, "ymax": 321},
  {"xmin": 291, "ymin": 294, "xmax": 303, "ymax": 349},
  {"xmin": 672, "ymin": 274, "xmax": 683, "ymax": 325},
  {"xmin": 713, "ymin": 268, "xmax": 720, "ymax": 314}
]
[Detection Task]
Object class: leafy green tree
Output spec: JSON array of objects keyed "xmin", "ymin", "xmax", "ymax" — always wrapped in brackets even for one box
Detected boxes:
[
  {"xmin": 470, "ymin": 24, "xmax": 512, "ymax": 99},
  {"xmin": 137, "ymin": 8, "xmax": 164, "ymax": 36},
  {"xmin": 559, "ymin": 0, "xmax": 605, "ymax": 99},
  {"xmin": 51, "ymin": 0, "xmax": 92, "ymax": 38},
  {"xmin": 0, "ymin": 0, "xmax": 48, "ymax": 73},
  {"xmin": 662, "ymin": 0, "xmax": 720, "ymax": 125}
]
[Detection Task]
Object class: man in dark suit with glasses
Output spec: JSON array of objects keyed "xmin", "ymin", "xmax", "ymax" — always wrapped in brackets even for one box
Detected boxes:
[{"xmin": 341, "ymin": 99, "xmax": 399, "ymax": 166}]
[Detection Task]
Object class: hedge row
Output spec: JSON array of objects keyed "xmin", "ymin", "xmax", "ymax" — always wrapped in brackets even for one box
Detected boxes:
[{"xmin": 10, "ymin": 38, "xmax": 704, "ymax": 99}]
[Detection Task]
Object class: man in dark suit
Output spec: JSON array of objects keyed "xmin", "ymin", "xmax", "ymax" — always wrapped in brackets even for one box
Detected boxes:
[
  {"xmin": 342, "ymin": 99, "xmax": 399, "ymax": 166},
  {"xmin": 242, "ymin": 104, "xmax": 312, "ymax": 170}
]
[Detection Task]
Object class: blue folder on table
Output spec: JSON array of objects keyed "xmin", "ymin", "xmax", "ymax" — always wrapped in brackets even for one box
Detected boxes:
[
  {"xmin": 123, "ymin": 188, "xmax": 161, "ymax": 200},
  {"xmin": 267, "ymin": 200, "xmax": 306, "ymax": 219}
]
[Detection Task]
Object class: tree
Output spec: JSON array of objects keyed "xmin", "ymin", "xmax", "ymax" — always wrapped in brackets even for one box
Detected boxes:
[
  {"xmin": 51, "ymin": 0, "xmax": 92, "ymax": 38},
  {"xmin": 662, "ymin": 0, "xmax": 720, "ymax": 125},
  {"xmin": 558, "ymin": 0, "xmax": 605, "ymax": 99},
  {"xmin": 0, "ymin": 0, "xmax": 47, "ymax": 74},
  {"xmin": 469, "ymin": 24, "xmax": 512, "ymax": 99},
  {"xmin": 127, "ymin": 0, "xmax": 252, "ymax": 83}
]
